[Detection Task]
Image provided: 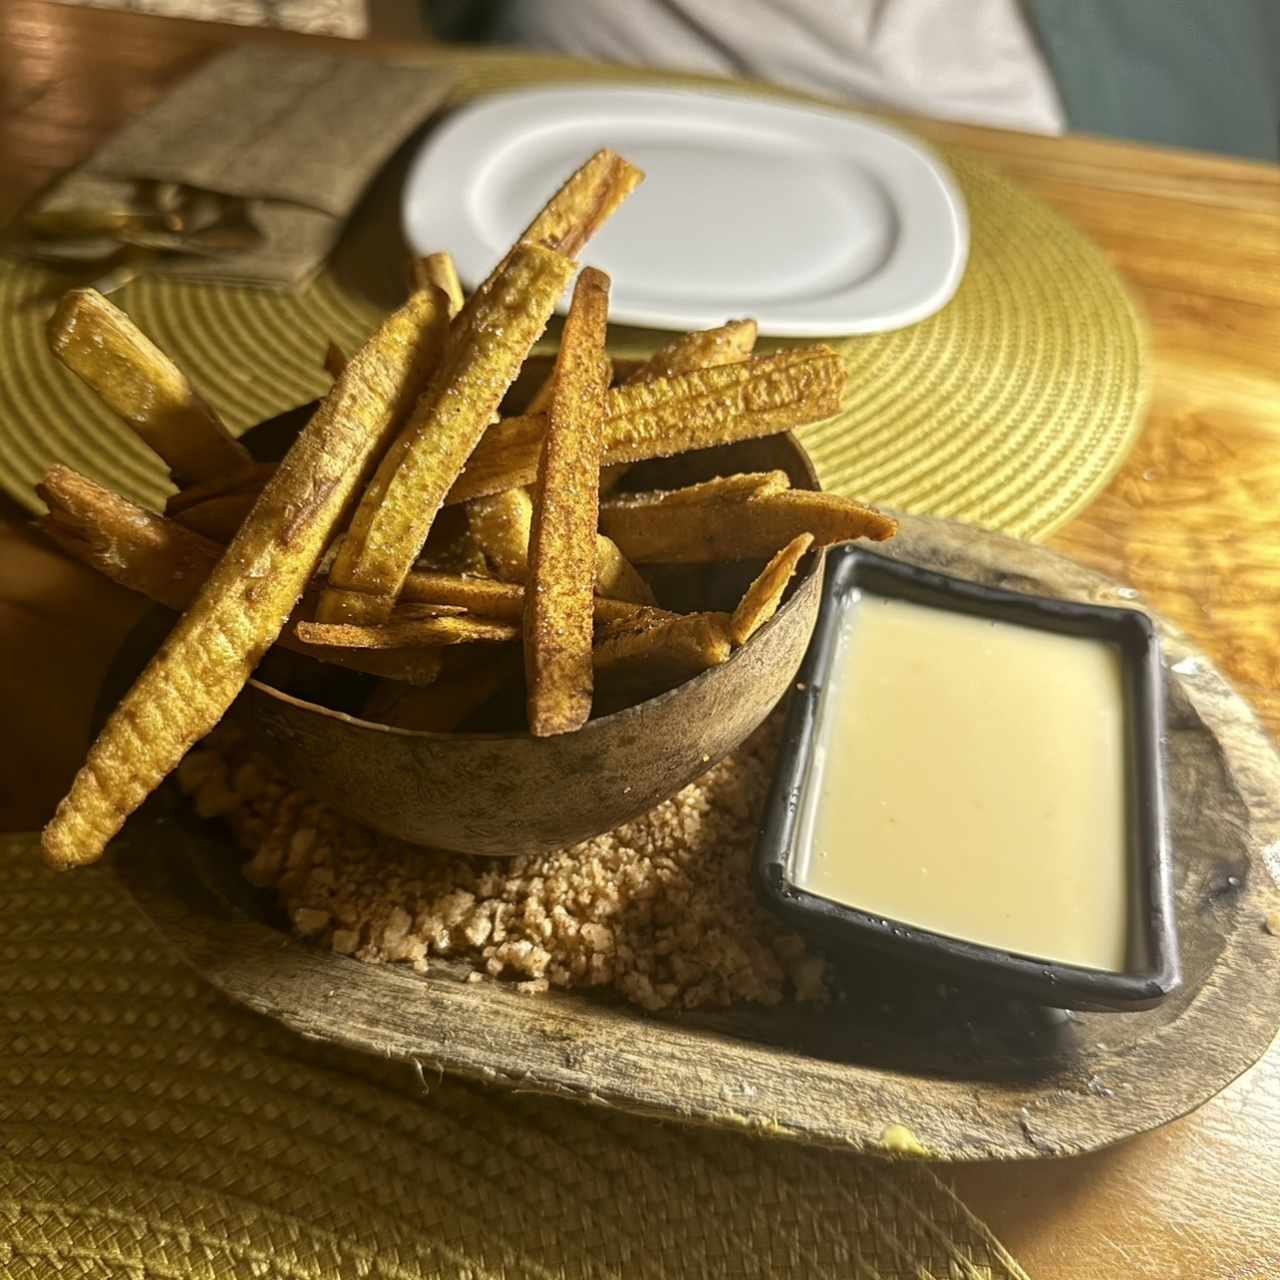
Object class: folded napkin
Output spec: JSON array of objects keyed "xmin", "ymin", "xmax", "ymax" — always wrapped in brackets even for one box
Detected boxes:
[{"xmin": 29, "ymin": 46, "xmax": 456, "ymax": 288}]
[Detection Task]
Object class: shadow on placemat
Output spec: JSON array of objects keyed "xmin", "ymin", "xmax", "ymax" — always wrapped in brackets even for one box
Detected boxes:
[{"xmin": 0, "ymin": 833, "xmax": 1028, "ymax": 1280}]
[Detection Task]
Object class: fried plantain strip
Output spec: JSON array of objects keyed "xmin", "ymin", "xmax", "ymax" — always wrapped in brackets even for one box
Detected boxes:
[
  {"xmin": 37, "ymin": 464, "xmax": 657, "ymax": 651},
  {"xmin": 524, "ymin": 266, "xmax": 611, "ymax": 736},
  {"xmin": 399, "ymin": 571, "xmax": 525, "ymax": 618},
  {"xmin": 38, "ymin": 464, "xmax": 221, "ymax": 611},
  {"xmin": 467, "ymin": 486, "xmax": 534, "ymax": 583},
  {"xmin": 48, "ymin": 288, "xmax": 252, "ymax": 483},
  {"xmin": 166, "ymin": 461, "xmax": 277, "ymax": 516},
  {"xmin": 169, "ymin": 492, "xmax": 255, "ymax": 541},
  {"xmin": 185, "ymin": 325, "xmax": 766, "ymax": 516},
  {"xmin": 167, "ymin": 462, "xmax": 276, "ymax": 540},
  {"xmin": 728, "ymin": 533, "xmax": 814, "ymax": 646},
  {"xmin": 398, "ymin": 570, "xmax": 668, "ymax": 627},
  {"xmin": 411, "ymin": 252, "xmax": 464, "ymax": 316},
  {"xmin": 518, "ymin": 148, "xmax": 644, "ymax": 257},
  {"xmin": 525, "ymin": 352, "xmax": 611, "ymax": 416},
  {"xmin": 446, "ymin": 346, "xmax": 844, "ymax": 505},
  {"xmin": 296, "ymin": 615, "xmax": 518, "ymax": 650},
  {"xmin": 35, "ymin": 465, "xmax": 453, "ymax": 686},
  {"xmin": 606, "ymin": 471, "xmax": 791, "ymax": 509},
  {"xmin": 592, "ymin": 535, "xmax": 655, "ymax": 605},
  {"xmin": 467, "ymin": 481, "xmax": 651, "ymax": 604},
  {"xmin": 388, "ymin": 603, "xmax": 469, "ymax": 619},
  {"xmin": 158, "ymin": 155, "xmax": 646, "ymax": 547},
  {"xmin": 601, "ymin": 490, "xmax": 896, "ymax": 563},
  {"xmin": 40, "ymin": 288, "xmax": 451, "ymax": 869},
  {"xmin": 472, "ymin": 147, "xmax": 639, "ymax": 422},
  {"xmin": 624, "ymin": 318, "xmax": 757, "ymax": 385},
  {"xmin": 318, "ymin": 246, "xmax": 575, "ymax": 625},
  {"xmin": 600, "ymin": 319, "xmax": 759, "ymax": 496},
  {"xmin": 593, "ymin": 611, "xmax": 732, "ymax": 688}
]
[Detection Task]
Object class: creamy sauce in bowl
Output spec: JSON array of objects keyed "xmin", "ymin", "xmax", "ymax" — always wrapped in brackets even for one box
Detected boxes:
[{"xmin": 792, "ymin": 594, "xmax": 1132, "ymax": 972}]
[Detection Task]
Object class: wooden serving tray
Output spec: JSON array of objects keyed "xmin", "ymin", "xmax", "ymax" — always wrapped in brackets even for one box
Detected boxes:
[{"xmin": 113, "ymin": 513, "xmax": 1280, "ymax": 1161}]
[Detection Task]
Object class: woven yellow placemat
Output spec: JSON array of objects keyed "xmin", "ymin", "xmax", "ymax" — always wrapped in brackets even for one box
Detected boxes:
[
  {"xmin": 0, "ymin": 53, "xmax": 1145, "ymax": 542},
  {"xmin": 0, "ymin": 834, "xmax": 1026, "ymax": 1280}
]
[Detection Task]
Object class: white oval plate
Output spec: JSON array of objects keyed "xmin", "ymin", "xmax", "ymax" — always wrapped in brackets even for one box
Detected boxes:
[{"xmin": 402, "ymin": 84, "xmax": 968, "ymax": 336}]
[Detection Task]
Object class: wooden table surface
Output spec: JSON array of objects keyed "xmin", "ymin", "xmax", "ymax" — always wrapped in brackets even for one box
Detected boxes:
[{"xmin": 2, "ymin": 4, "xmax": 1277, "ymax": 1276}]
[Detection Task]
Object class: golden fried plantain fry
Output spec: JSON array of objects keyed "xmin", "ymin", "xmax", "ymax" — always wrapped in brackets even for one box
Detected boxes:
[
  {"xmin": 296, "ymin": 615, "xmax": 518, "ymax": 650},
  {"xmin": 36, "ymin": 465, "xmax": 455, "ymax": 686},
  {"xmin": 601, "ymin": 489, "xmax": 896, "ymax": 563},
  {"xmin": 48, "ymin": 288, "xmax": 252, "ymax": 483},
  {"xmin": 39, "ymin": 463, "xmax": 221, "ymax": 611},
  {"xmin": 624, "ymin": 318, "xmax": 757, "ymax": 384},
  {"xmin": 585, "ymin": 347, "xmax": 844, "ymax": 467},
  {"xmin": 399, "ymin": 570, "xmax": 526, "ymax": 618},
  {"xmin": 320, "ymin": 153, "xmax": 644, "ymax": 625},
  {"xmin": 524, "ymin": 267, "xmax": 611, "ymax": 736},
  {"xmin": 728, "ymin": 533, "xmax": 814, "ymax": 646},
  {"xmin": 318, "ymin": 247, "xmax": 575, "ymax": 625},
  {"xmin": 466, "ymin": 148, "xmax": 641, "ymax": 421},
  {"xmin": 187, "ymin": 323, "xmax": 766, "ymax": 515},
  {"xmin": 593, "ymin": 611, "xmax": 732, "ymax": 698},
  {"xmin": 398, "ymin": 570, "xmax": 668, "ymax": 627},
  {"xmin": 592, "ymin": 535, "xmax": 655, "ymax": 605},
  {"xmin": 40, "ymin": 288, "xmax": 450, "ymax": 869},
  {"xmin": 467, "ymin": 482, "xmax": 652, "ymax": 605},
  {"xmin": 602, "ymin": 541, "xmax": 658, "ymax": 604},
  {"xmin": 446, "ymin": 346, "xmax": 844, "ymax": 504},
  {"xmin": 518, "ymin": 148, "xmax": 644, "ymax": 257},
  {"xmin": 167, "ymin": 461, "xmax": 276, "ymax": 540},
  {"xmin": 166, "ymin": 461, "xmax": 277, "ymax": 516},
  {"xmin": 526, "ymin": 352, "xmax": 611, "ymax": 416},
  {"xmin": 170, "ymin": 492, "xmax": 256, "ymax": 541},
  {"xmin": 41, "ymin": 460, "xmax": 663, "ymax": 653},
  {"xmin": 467, "ymin": 486, "xmax": 534, "ymax": 582},
  {"xmin": 607, "ymin": 471, "xmax": 791, "ymax": 508},
  {"xmin": 599, "ymin": 319, "xmax": 759, "ymax": 496},
  {"xmin": 411, "ymin": 252, "xmax": 464, "ymax": 316}
]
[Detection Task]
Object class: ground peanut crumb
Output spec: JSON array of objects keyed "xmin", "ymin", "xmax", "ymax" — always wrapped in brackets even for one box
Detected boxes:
[
  {"xmin": 178, "ymin": 714, "xmax": 827, "ymax": 1011},
  {"xmin": 292, "ymin": 907, "xmax": 331, "ymax": 937}
]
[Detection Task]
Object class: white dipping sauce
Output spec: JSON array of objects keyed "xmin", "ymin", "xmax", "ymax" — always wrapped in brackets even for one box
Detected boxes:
[{"xmin": 792, "ymin": 595, "xmax": 1132, "ymax": 972}]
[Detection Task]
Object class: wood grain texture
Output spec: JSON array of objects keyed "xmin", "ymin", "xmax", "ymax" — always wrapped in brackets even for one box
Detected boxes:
[{"xmin": 0, "ymin": 3, "xmax": 1277, "ymax": 1274}]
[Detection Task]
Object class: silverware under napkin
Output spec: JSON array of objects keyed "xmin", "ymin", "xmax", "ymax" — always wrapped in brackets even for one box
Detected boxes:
[{"xmin": 21, "ymin": 47, "xmax": 457, "ymax": 289}]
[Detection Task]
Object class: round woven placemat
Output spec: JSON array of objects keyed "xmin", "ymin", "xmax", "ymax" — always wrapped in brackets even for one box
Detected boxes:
[
  {"xmin": 0, "ymin": 58, "xmax": 1145, "ymax": 542},
  {"xmin": 0, "ymin": 833, "xmax": 1026, "ymax": 1280}
]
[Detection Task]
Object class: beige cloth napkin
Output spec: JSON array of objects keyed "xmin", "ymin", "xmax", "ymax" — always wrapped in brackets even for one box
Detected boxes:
[{"xmin": 30, "ymin": 46, "xmax": 456, "ymax": 288}]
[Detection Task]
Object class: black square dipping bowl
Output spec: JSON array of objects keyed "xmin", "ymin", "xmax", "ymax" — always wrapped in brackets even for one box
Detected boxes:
[{"xmin": 754, "ymin": 547, "xmax": 1180, "ymax": 1012}]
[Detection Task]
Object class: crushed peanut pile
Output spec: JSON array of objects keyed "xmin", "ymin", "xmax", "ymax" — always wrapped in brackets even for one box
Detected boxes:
[{"xmin": 176, "ymin": 714, "xmax": 828, "ymax": 1011}]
